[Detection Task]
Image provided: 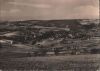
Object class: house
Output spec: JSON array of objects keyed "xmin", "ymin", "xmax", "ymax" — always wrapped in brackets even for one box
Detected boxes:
[{"xmin": 0, "ymin": 39, "xmax": 13, "ymax": 47}]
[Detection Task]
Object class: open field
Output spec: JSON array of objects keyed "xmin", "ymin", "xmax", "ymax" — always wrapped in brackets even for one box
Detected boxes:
[{"xmin": 0, "ymin": 47, "xmax": 100, "ymax": 71}]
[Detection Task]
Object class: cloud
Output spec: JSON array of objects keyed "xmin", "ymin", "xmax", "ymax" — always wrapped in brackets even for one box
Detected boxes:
[
  {"xmin": 0, "ymin": 9, "xmax": 20, "ymax": 18},
  {"xmin": 8, "ymin": 2, "xmax": 52, "ymax": 8},
  {"xmin": 33, "ymin": 4, "xmax": 52, "ymax": 8},
  {"xmin": 0, "ymin": 9, "xmax": 20, "ymax": 14},
  {"xmin": 9, "ymin": 9, "xmax": 20, "ymax": 13},
  {"xmin": 71, "ymin": 6, "xmax": 99, "ymax": 18}
]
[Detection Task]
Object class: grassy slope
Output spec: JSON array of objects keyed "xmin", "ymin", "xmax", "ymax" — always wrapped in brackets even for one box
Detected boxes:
[{"xmin": 0, "ymin": 46, "xmax": 100, "ymax": 70}]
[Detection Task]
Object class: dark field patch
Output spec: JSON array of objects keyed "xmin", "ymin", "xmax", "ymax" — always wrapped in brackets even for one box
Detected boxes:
[{"xmin": 0, "ymin": 52, "xmax": 100, "ymax": 71}]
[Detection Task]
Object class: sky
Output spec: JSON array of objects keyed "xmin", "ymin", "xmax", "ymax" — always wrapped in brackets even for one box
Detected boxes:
[{"xmin": 0, "ymin": 0, "xmax": 99, "ymax": 21}]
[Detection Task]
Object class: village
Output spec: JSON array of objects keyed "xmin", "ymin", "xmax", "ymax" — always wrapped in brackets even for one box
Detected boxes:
[{"xmin": 0, "ymin": 19, "xmax": 100, "ymax": 55}]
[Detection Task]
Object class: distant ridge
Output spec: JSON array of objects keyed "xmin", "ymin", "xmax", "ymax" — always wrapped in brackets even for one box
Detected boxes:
[{"xmin": 0, "ymin": 19, "xmax": 99, "ymax": 23}]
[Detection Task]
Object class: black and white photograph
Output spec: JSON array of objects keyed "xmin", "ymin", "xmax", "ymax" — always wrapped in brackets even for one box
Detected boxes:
[{"xmin": 0, "ymin": 0, "xmax": 100, "ymax": 71}]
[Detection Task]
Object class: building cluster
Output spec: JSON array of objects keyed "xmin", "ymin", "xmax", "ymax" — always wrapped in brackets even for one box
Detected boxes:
[{"xmin": 0, "ymin": 19, "xmax": 100, "ymax": 55}]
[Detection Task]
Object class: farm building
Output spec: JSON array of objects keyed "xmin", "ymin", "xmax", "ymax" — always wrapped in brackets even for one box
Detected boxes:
[{"xmin": 0, "ymin": 39, "xmax": 13, "ymax": 48}]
